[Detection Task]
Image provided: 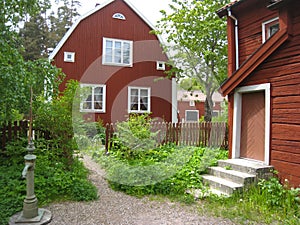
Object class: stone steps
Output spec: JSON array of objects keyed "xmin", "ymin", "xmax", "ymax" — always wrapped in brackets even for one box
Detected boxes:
[{"xmin": 202, "ymin": 159, "xmax": 274, "ymax": 196}]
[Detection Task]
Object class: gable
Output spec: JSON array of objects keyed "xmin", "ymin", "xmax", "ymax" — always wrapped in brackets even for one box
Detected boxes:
[{"xmin": 49, "ymin": 0, "xmax": 163, "ymax": 60}]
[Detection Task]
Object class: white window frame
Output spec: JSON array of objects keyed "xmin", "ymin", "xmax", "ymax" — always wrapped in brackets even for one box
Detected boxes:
[
  {"xmin": 64, "ymin": 52, "xmax": 75, "ymax": 62},
  {"xmin": 128, "ymin": 87, "xmax": 151, "ymax": 113},
  {"xmin": 156, "ymin": 61, "xmax": 166, "ymax": 70},
  {"xmin": 185, "ymin": 110, "xmax": 199, "ymax": 122},
  {"xmin": 102, "ymin": 37, "xmax": 133, "ymax": 67},
  {"xmin": 80, "ymin": 84, "xmax": 106, "ymax": 113},
  {"xmin": 262, "ymin": 17, "xmax": 279, "ymax": 43},
  {"xmin": 212, "ymin": 110, "xmax": 219, "ymax": 117},
  {"xmin": 189, "ymin": 100, "xmax": 195, "ymax": 107}
]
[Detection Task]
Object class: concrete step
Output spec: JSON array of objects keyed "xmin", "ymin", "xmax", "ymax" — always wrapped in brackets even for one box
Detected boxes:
[
  {"xmin": 202, "ymin": 175, "xmax": 243, "ymax": 195},
  {"xmin": 217, "ymin": 159, "xmax": 274, "ymax": 179},
  {"xmin": 208, "ymin": 166, "xmax": 256, "ymax": 185}
]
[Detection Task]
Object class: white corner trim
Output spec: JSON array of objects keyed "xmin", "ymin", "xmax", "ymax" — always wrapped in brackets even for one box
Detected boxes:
[
  {"xmin": 172, "ymin": 78, "xmax": 178, "ymax": 123},
  {"xmin": 232, "ymin": 83, "xmax": 271, "ymax": 165}
]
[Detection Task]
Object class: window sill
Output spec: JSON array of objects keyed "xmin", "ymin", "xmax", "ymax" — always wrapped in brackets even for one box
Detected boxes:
[
  {"xmin": 102, "ymin": 62, "xmax": 133, "ymax": 67},
  {"xmin": 80, "ymin": 110, "xmax": 106, "ymax": 113}
]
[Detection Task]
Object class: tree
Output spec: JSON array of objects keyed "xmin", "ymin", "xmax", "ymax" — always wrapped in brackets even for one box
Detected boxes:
[
  {"xmin": 48, "ymin": 0, "xmax": 81, "ymax": 48},
  {"xmin": 154, "ymin": 0, "xmax": 229, "ymax": 121},
  {"xmin": 19, "ymin": 14, "xmax": 49, "ymax": 60},
  {"xmin": 0, "ymin": 0, "xmax": 64, "ymax": 123}
]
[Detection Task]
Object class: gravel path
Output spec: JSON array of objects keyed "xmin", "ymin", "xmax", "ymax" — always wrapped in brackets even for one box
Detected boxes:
[{"xmin": 47, "ymin": 155, "xmax": 236, "ymax": 225}]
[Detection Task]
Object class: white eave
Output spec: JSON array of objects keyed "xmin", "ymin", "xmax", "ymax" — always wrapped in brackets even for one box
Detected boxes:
[{"xmin": 49, "ymin": 0, "xmax": 165, "ymax": 60}]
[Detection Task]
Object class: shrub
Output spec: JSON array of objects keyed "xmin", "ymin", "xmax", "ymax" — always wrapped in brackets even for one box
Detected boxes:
[
  {"xmin": 96, "ymin": 144, "xmax": 228, "ymax": 199},
  {"xmin": 0, "ymin": 138, "xmax": 98, "ymax": 225}
]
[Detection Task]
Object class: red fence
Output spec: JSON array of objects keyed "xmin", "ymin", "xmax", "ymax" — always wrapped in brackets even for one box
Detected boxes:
[{"xmin": 105, "ymin": 122, "xmax": 228, "ymax": 152}]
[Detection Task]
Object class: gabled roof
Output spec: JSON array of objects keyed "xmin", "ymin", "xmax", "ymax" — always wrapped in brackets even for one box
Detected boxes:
[
  {"xmin": 177, "ymin": 90, "xmax": 225, "ymax": 102},
  {"xmin": 49, "ymin": 0, "xmax": 162, "ymax": 60},
  {"xmin": 219, "ymin": 29, "xmax": 290, "ymax": 96},
  {"xmin": 216, "ymin": 0, "xmax": 248, "ymax": 18}
]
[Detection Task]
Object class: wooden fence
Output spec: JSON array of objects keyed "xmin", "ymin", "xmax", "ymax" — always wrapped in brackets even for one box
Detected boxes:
[
  {"xmin": 105, "ymin": 122, "xmax": 228, "ymax": 152},
  {"xmin": 0, "ymin": 121, "xmax": 50, "ymax": 150}
]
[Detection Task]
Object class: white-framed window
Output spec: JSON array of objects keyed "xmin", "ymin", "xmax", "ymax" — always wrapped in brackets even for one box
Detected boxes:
[
  {"xmin": 189, "ymin": 100, "xmax": 195, "ymax": 107},
  {"xmin": 156, "ymin": 61, "xmax": 166, "ymax": 70},
  {"xmin": 128, "ymin": 87, "xmax": 150, "ymax": 113},
  {"xmin": 102, "ymin": 37, "xmax": 133, "ymax": 66},
  {"xmin": 185, "ymin": 110, "xmax": 199, "ymax": 122},
  {"xmin": 112, "ymin": 13, "xmax": 126, "ymax": 20},
  {"xmin": 64, "ymin": 52, "xmax": 75, "ymax": 62},
  {"xmin": 262, "ymin": 17, "xmax": 279, "ymax": 43},
  {"xmin": 80, "ymin": 84, "xmax": 106, "ymax": 113},
  {"xmin": 212, "ymin": 110, "xmax": 219, "ymax": 117}
]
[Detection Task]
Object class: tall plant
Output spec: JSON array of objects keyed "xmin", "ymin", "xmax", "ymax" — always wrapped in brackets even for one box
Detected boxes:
[{"xmin": 154, "ymin": 0, "xmax": 229, "ymax": 121}]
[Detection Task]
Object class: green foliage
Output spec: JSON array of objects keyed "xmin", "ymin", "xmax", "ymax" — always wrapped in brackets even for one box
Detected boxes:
[
  {"xmin": 203, "ymin": 177, "xmax": 300, "ymax": 224},
  {"xmin": 110, "ymin": 114, "xmax": 160, "ymax": 159},
  {"xmin": 95, "ymin": 144, "xmax": 228, "ymax": 201},
  {"xmin": 154, "ymin": 0, "xmax": 230, "ymax": 121},
  {"xmin": 34, "ymin": 80, "xmax": 79, "ymax": 166},
  {"xmin": 0, "ymin": 138, "xmax": 98, "ymax": 225}
]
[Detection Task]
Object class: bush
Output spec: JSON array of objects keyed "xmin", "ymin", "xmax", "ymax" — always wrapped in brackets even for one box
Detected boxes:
[
  {"xmin": 97, "ymin": 144, "xmax": 228, "ymax": 200},
  {"xmin": 0, "ymin": 138, "xmax": 98, "ymax": 225}
]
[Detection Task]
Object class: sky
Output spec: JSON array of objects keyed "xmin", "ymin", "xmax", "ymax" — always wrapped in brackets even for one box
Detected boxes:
[{"xmin": 77, "ymin": 0, "xmax": 173, "ymax": 25}]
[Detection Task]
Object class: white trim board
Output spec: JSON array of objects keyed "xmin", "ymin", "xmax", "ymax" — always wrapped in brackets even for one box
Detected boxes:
[{"xmin": 232, "ymin": 83, "xmax": 271, "ymax": 165}]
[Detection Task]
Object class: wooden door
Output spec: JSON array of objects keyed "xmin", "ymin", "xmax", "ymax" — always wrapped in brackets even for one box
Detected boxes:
[{"xmin": 240, "ymin": 91, "xmax": 265, "ymax": 161}]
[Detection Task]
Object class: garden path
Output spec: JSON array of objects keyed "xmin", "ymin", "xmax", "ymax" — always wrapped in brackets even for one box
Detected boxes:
[{"xmin": 46, "ymin": 155, "xmax": 236, "ymax": 225}]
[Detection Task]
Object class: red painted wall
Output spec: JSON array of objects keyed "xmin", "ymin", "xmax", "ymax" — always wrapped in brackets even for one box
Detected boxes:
[
  {"xmin": 52, "ymin": 0, "xmax": 172, "ymax": 124},
  {"xmin": 226, "ymin": 1, "xmax": 300, "ymax": 187}
]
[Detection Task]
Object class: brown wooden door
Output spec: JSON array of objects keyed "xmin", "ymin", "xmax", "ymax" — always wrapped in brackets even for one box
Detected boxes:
[{"xmin": 240, "ymin": 91, "xmax": 265, "ymax": 161}]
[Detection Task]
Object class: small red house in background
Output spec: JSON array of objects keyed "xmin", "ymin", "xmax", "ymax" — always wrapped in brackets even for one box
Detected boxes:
[
  {"xmin": 218, "ymin": 0, "xmax": 300, "ymax": 187},
  {"xmin": 177, "ymin": 90, "xmax": 225, "ymax": 122},
  {"xmin": 49, "ymin": 0, "xmax": 177, "ymax": 124}
]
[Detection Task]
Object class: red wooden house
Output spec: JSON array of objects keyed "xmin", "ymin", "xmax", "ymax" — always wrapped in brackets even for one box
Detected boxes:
[
  {"xmin": 217, "ymin": 0, "xmax": 300, "ymax": 187},
  {"xmin": 49, "ymin": 0, "xmax": 177, "ymax": 124},
  {"xmin": 177, "ymin": 90, "xmax": 225, "ymax": 122}
]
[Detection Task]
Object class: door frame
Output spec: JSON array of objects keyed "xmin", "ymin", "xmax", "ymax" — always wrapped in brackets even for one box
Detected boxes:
[{"xmin": 232, "ymin": 83, "xmax": 271, "ymax": 165}]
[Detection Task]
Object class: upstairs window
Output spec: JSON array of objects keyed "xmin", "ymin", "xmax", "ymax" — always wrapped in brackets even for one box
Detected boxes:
[
  {"xmin": 64, "ymin": 52, "xmax": 75, "ymax": 62},
  {"xmin": 262, "ymin": 17, "xmax": 279, "ymax": 43},
  {"xmin": 103, "ymin": 38, "xmax": 133, "ymax": 67},
  {"xmin": 80, "ymin": 84, "xmax": 106, "ymax": 113},
  {"xmin": 128, "ymin": 87, "xmax": 150, "ymax": 113}
]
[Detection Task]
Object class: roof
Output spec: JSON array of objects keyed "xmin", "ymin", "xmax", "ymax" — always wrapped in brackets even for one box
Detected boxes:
[
  {"xmin": 177, "ymin": 90, "xmax": 226, "ymax": 102},
  {"xmin": 49, "ymin": 0, "xmax": 163, "ymax": 60},
  {"xmin": 216, "ymin": 0, "xmax": 248, "ymax": 18},
  {"xmin": 217, "ymin": 0, "xmax": 289, "ymax": 17}
]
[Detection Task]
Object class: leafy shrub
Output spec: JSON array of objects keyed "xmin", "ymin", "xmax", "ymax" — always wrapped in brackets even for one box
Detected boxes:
[
  {"xmin": 110, "ymin": 113, "xmax": 159, "ymax": 159},
  {"xmin": 258, "ymin": 177, "xmax": 300, "ymax": 213},
  {"xmin": 0, "ymin": 138, "xmax": 98, "ymax": 225},
  {"xmin": 97, "ymin": 144, "xmax": 228, "ymax": 200},
  {"xmin": 34, "ymin": 80, "xmax": 79, "ymax": 167}
]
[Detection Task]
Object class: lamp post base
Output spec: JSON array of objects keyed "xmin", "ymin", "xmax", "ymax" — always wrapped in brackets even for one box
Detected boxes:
[{"xmin": 9, "ymin": 208, "xmax": 52, "ymax": 225}]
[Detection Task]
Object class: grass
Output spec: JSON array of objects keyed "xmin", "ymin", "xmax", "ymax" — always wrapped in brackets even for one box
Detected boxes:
[{"xmin": 200, "ymin": 182, "xmax": 300, "ymax": 225}]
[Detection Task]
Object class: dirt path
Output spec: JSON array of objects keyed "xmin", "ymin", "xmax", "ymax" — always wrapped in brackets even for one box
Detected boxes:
[{"xmin": 47, "ymin": 155, "xmax": 236, "ymax": 225}]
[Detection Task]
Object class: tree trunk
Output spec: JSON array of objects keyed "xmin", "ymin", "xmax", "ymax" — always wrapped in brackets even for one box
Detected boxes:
[{"xmin": 204, "ymin": 96, "xmax": 213, "ymax": 122}]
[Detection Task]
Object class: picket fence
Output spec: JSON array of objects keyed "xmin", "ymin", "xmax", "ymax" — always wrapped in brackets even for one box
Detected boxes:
[{"xmin": 105, "ymin": 122, "xmax": 228, "ymax": 152}]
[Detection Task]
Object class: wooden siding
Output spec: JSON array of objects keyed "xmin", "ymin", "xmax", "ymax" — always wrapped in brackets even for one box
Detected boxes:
[
  {"xmin": 52, "ymin": 0, "xmax": 171, "ymax": 124},
  {"xmin": 233, "ymin": 3, "xmax": 300, "ymax": 187}
]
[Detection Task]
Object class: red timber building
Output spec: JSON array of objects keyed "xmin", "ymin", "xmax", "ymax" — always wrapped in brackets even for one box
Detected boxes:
[
  {"xmin": 217, "ymin": 0, "xmax": 300, "ymax": 187},
  {"xmin": 49, "ymin": 0, "xmax": 177, "ymax": 124}
]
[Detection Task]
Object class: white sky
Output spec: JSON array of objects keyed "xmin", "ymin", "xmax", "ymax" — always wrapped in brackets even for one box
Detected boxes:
[{"xmin": 77, "ymin": 0, "xmax": 172, "ymax": 25}]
